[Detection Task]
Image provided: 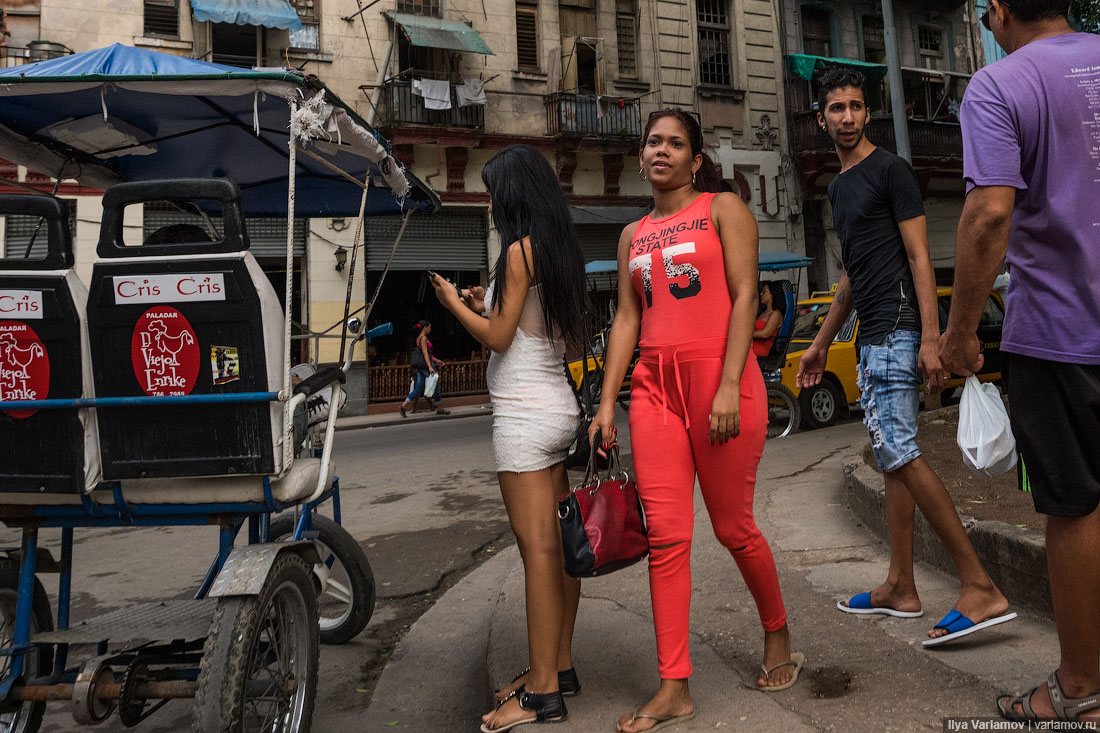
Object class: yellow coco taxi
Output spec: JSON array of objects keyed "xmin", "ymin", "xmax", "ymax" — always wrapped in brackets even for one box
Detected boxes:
[{"xmin": 780, "ymin": 287, "xmax": 1006, "ymax": 430}]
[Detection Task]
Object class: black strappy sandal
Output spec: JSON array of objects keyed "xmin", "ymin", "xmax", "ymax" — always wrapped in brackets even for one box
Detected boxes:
[
  {"xmin": 480, "ymin": 686, "xmax": 567, "ymax": 732},
  {"xmin": 495, "ymin": 667, "xmax": 581, "ymax": 699}
]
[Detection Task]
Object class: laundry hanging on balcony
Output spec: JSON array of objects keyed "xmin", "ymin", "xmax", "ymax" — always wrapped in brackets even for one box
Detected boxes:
[
  {"xmin": 456, "ymin": 80, "xmax": 486, "ymax": 107},
  {"xmin": 416, "ymin": 79, "xmax": 452, "ymax": 111},
  {"xmin": 189, "ymin": 0, "xmax": 302, "ymax": 30},
  {"xmin": 786, "ymin": 53, "xmax": 887, "ymax": 84}
]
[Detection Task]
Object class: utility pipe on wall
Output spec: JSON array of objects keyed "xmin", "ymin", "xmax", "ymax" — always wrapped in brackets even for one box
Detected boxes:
[{"xmin": 881, "ymin": 0, "xmax": 912, "ymax": 163}]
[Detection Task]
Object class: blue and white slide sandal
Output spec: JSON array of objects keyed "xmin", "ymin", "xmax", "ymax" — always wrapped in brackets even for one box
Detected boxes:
[
  {"xmin": 922, "ymin": 609, "xmax": 1018, "ymax": 647},
  {"xmin": 836, "ymin": 592, "xmax": 924, "ymax": 618}
]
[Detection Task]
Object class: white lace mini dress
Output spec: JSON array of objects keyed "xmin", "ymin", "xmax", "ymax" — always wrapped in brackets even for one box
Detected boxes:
[{"xmin": 484, "ymin": 282, "xmax": 581, "ymax": 473}]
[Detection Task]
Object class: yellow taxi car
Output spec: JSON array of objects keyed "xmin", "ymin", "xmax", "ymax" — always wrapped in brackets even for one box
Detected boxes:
[{"xmin": 780, "ymin": 286, "xmax": 1006, "ymax": 429}]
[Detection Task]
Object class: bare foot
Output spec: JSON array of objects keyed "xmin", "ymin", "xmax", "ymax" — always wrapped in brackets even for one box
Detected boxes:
[
  {"xmin": 1002, "ymin": 673, "xmax": 1100, "ymax": 721},
  {"xmin": 927, "ymin": 584, "xmax": 1009, "ymax": 640},
  {"xmin": 481, "ymin": 694, "xmax": 534, "ymax": 731},
  {"xmin": 757, "ymin": 625, "xmax": 793, "ymax": 688},
  {"xmin": 868, "ymin": 580, "xmax": 922, "ymax": 614},
  {"xmin": 616, "ymin": 681, "xmax": 694, "ymax": 733}
]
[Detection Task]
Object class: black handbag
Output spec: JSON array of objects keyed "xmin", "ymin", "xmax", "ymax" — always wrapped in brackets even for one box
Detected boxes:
[{"xmin": 410, "ymin": 347, "xmax": 428, "ymax": 370}]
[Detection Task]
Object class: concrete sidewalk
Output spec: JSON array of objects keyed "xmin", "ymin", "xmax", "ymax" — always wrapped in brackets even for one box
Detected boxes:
[
  {"xmin": 336, "ymin": 402, "xmax": 492, "ymax": 431},
  {"xmin": 364, "ymin": 422, "xmax": 1061, "ymax": 731}
]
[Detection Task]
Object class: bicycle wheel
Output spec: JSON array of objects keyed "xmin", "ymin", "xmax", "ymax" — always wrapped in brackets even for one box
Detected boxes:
[
  {"xmin": 268, "ymin": 514, "xmax": 375, "ymax": 645},
  {"xmin": 0, "ymin": 560, "xmax": 54, "ymax": 733},
  {"xmin": 766, "ymin": 385, "xmax": 801, "ymax": 439}
]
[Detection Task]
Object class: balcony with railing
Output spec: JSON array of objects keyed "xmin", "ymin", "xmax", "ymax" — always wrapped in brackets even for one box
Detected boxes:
[
  {"xmin": 375, "ymin": 78, "xmax": 484, "ymax": 130},
  {"xmin": 546, "ymin": 93, "xmax": 641, "ymax": 139},
  {"xmin": 1, "ymin": 42, "xmax": 73, "ymax": 68},
  {"xmin": 790, "ymin": 111, "xmax": 963, "ymax": 162}
]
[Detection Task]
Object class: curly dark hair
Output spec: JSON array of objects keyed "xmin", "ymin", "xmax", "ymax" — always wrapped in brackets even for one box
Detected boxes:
[{"xmin": 816, "ymin": 67, "xmax": 866, "ymax": 113}]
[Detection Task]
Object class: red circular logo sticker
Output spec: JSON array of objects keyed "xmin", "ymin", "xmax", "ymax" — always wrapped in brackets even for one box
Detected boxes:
[
  {"xmin": 131, "ymin": 307, "xmax": 200, "ymax": 397},
  {"xmin": 0, "ymin": 320, "xmax": 50, "ymax": 419}
]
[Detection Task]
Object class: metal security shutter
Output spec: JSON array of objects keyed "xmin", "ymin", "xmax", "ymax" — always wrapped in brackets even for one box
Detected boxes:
[
  {"xmin": 365, "ymin": 207, "xmax": 487, "ymax": 271},
  {"xmin": 142, "ymin": 203, "xmax": 306, "ymax": 256},
  {"xmin": 575, "ymin": 223, "xmax": 623, "ymax": 263},
  {"xmin": 2, "ymin": 200, "xmax": 76, "ymax": 260}
]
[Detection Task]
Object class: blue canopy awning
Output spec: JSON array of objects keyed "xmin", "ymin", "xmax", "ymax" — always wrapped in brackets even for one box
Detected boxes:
[
  {"xmin": 190, "ymin": 0, "xmax": 302, "ymax": 30},
  {"xmin": 0, "ymin": 45, "xmax": 438, "ymax": 218},
  {"xmin": 758, "ymin": 250, "xmax": 813, "ymax": 272}
]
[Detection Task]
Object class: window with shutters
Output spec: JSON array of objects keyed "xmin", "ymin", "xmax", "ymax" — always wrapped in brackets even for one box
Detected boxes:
[
  {"xmin": 288, "ymin": 0, "xmax": 320, "ymax": 50},
  {"xmin": 143, "ymin": 0, "xmax": 179, "ymax": 38},
  {"xmin": 616, "ymin": 0, "xmax": 638, "ymax": 78},
  {"xmin": 697, "ymin": 0, "xmax": 733, "ymax": 87},
  {"xmin": 396, "ymin": 0, "xmax": 441, "ymax": 16},
  {"xmin": 801, "ymin": 6, "xmax": 831, "ymax": 57},
  {"xmin": 515, "ymin": 0, "xmax": 540, "ymax": 71},
  {"xmin": 862, "ymin": 15, "xmax": 885, "ymax": 64},
  {"xmin": 2, "ymin": 200, "xmax": 76, "ymax": 260}
]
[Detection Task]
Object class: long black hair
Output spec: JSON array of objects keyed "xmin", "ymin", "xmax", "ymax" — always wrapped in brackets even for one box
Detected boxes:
[
  {"xmin": 482, "ymin": 144, "xmax": 588, "ymax": 347},
  {"xmin": 760, "ymin": 281, "xmax": 787, "ymax": 317},
  {"xmin": 641, "ymin": 108, "xmax": 724, "ymax": 193}
]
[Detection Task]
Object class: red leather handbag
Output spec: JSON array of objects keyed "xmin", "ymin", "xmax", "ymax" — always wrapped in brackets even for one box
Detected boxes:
[{"xmin": 558, "ymin": 443, "xmax": 648, "ymax": 577}]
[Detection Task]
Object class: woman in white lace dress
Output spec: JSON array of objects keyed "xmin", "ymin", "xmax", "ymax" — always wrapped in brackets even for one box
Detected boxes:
[{"xmin": 431, "ymin": 144, "xmax": 588, "ymax": 732}]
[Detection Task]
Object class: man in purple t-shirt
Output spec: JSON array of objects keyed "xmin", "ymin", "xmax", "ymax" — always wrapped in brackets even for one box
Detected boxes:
[{"xmin": 941, "ymin": 0, "xmax": 1100, "ymax": 723}]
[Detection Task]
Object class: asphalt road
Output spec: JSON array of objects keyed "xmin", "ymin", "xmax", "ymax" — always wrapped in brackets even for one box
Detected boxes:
[{"xmin": 0, "ymin": 415, "xmax": 513, "ymax": 732}]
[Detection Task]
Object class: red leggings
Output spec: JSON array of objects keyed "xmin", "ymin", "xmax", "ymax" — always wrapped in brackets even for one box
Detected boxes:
[{"xmin": 628, "ymin": 340, "xmax": 787, "ymax": 679}]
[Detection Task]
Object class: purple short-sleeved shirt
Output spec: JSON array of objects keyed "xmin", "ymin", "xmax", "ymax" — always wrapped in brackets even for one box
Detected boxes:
[{"xmin": 960, "ymin": 32, "xmax": 1100, "ymax": 364}]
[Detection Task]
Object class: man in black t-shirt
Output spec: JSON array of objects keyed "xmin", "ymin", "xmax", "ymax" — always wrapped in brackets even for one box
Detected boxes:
[{"xmin": 797, "ymin": 68, "xmax": 1013, "ymax": 646}]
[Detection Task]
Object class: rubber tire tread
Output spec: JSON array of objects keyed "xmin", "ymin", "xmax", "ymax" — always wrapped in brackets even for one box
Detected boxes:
[
  {"xmin": 766, "ymin": 384, "xmax": 801, "ymax": 439},
  {"xmin": 267, "ymin": 514, "xmax": 376, "ymax": 644},
  {"xmin": 800, "ymin": 378, "xmax": 841, "ymax": 430},
  {"xmin": 191, "ymin": 553, "xmax": 319, "ymax": 733},
  {"xmin": 0, "ymin": 559, "xmax": 53, "ymax": 733}
]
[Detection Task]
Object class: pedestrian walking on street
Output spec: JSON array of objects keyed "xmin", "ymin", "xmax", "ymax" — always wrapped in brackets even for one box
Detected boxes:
[
  {"xmin": 940, "ymin": 0, "xmax": 1100, "ymax": 722},
  {"xmin": 431, "ymin": 144, "xmax": 588, "ymax": 732},
  {"xmin": 591, "ymin": 108, "xmax": 802, "ymax": 733},
  {"xmin": 400, "ymin": 320, "xmax": 448, "ymax": 417},
  {"xmin": 796, "ymin": 68, "xmax": 1014, "ymax": 645}
]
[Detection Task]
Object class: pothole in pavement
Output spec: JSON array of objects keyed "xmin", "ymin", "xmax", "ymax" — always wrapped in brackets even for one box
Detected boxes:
[{"xmin": 808, "ymin": 666, "xmax": 853, "ymax": 698}]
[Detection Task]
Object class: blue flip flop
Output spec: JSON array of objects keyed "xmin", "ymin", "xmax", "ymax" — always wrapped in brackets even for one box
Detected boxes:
[
  {"xmin": 836, "ymin": 592, "xmax": 924, "ymax": 618},
  {"xmin": 922, "ymin": 608, "xmax": 1018, "ymax": 647}
]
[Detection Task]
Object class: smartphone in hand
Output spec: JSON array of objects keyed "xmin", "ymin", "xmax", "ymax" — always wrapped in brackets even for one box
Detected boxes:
[{"xmin": 427, "ymin": 270, "xmax": 464, "ymax": 300}]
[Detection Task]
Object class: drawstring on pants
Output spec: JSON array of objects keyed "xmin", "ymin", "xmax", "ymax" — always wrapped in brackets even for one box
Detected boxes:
[{"xmin": 656, "ymin": 351, "xmax": 691, "ymax": 429}]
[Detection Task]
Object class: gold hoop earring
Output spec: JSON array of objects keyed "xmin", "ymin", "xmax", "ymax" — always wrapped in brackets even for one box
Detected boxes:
[
  {"xmin": 692, "ymin": 171, "xmax": 697, "ymax": 187},
  {"xmin": 639, "ymin": 166, "xmax": 647, "ymax": 181}
]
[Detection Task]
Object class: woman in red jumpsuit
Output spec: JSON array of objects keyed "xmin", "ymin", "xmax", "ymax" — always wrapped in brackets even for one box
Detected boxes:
[{"xmin": 591, "ymin": 109, "xmax": 803, "ymax": 732}]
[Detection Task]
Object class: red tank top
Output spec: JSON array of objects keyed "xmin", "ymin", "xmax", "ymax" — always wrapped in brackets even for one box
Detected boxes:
[{"xmin": 629, "ymin": 193, "xmax": 730, "ymax": 348}]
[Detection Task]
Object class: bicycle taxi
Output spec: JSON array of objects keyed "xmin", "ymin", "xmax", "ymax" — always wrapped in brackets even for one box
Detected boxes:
[{"xmin": 0, "ymin": 45, "xmax": 438, "ymax": 731}]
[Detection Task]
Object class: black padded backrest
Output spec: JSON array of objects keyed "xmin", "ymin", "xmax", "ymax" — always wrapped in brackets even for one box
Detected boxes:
[
  {"xmin": 88, "ymin": 179, "xmax": 277, "ymax": 480},
  {"xmin": 0, "ymin": 195, "xmax": 86, "ymax": 494},
  {"xmin": 98, "ymin": 178, "xmax": 249, "ymax": 258},
  {"xmin": 0, "ymin": 194, "xmax": 73, "ymax": 270}
]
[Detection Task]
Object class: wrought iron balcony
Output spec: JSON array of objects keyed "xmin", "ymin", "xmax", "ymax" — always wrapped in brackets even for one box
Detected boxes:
[
  {"xmin": 375, "ymin": 78, "xmax": 484, "ymax": 130},
  {"xmin": 1, "ymin": 42, "xmax": 73, "ymax": 68},
  {"xmin": 789, "ymin": 111, "xmax": 963, "ymax": 162},
  {"xmin": 546, "ymin": 92, "xmax": 641, "ymax": 139}
]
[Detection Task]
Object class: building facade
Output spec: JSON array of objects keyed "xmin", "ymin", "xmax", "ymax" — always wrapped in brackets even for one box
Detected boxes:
[
  {"xmin": 778, "ymin": 0, "xmax": 983, "ymax": 293},
  {"xmin": 0, "ymin": 0, "xmax": 800, "ymax": 409}
]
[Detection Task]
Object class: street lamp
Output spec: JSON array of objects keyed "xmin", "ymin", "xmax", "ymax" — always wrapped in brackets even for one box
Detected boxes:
[{"xmin": 334, "ymin": 246, "xmax": 348, "ymax": 272}]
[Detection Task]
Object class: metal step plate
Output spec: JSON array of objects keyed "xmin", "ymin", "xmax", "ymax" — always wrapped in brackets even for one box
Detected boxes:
[{"xmin": 32, "ymin": 599, "xmax": 217, "ymax": 645}]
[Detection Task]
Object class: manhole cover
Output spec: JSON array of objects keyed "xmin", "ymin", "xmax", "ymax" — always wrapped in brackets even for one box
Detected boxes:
[{"xmin": 809, "ymin": 666, "xmax": 852, "ymax": 698}]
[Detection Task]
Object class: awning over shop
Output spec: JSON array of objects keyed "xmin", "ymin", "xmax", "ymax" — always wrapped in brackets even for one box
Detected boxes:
[
  {"xmin": 569, "ymin": 205, "xmax": 650, "ymax": 225},
  {"xmin": 383, "ymin": 11, "xmax": 494, "ymax": 55},
  {"xmin": 786, "ymin": 53, "xmax": 887, "ymax": 83},
  {"xmin": 190, "ymin": 0, "xmax": 302, "ymax": 30}
]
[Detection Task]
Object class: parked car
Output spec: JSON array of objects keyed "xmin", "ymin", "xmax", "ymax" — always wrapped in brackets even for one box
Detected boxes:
[{"xmin": 780, "ymin": 287, "xmax": 1006, "ymax": 429}]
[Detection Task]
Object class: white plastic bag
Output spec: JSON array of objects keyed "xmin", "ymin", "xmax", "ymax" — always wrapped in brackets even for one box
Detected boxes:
[
  {"xmin": 424, "ymin": 371, "xmax": 440, "ymax": 396},
  {"xmin": 957, "ymin": 376, "xmax": 1017, "ymax": 477}
]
